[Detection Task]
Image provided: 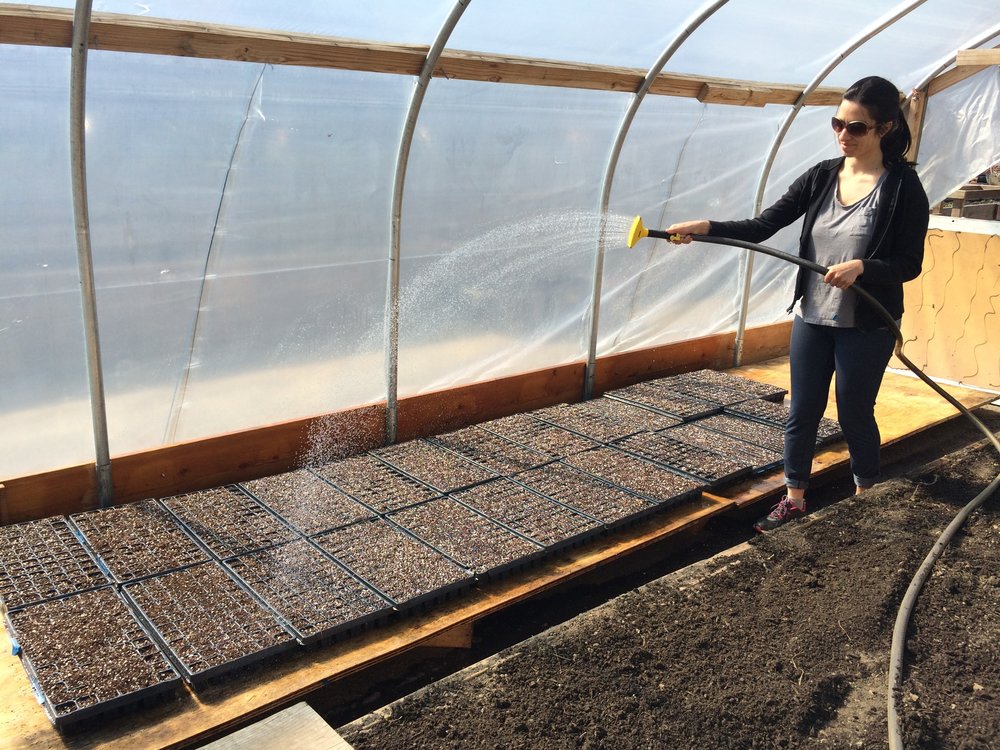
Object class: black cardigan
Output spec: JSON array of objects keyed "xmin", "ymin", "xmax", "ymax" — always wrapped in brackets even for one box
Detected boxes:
[{"xmin": 708, "ymin": 157, "xmax": 929, "ymax": 330}]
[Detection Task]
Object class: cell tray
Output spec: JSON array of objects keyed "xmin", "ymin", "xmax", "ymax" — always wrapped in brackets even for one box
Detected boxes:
[
  {"xmin": 613, "ymin": 431, "xmax": 752, "ymax": 488},
  {"xmin": 662, "ymin": 423, "xmax": 784, "ymax": 475},
  {"xmin": 371, "ymin": 439, "xmax": 499, "ymax": 494},
  {"xmin": 0, "ymin": 517, "xmax": 112, "ymax": 612},
  {"xmin": 532, "ymin": 399, "xmax": 681, "ymax": 443},
  {"xmin": 430, "ymin": 426, "xmax": 553, "ymax": 476},
  {"xmin": 161, "ymin": 486, "xmax": 299, "ymax": 560},
  {"xmin": 68, "ymin": 500, "xmax": 209, "ymax": 584},
  {"xmin": 5, "ymin": 587, "xmax": 180, "ymax": 730},
  {"xmin": 313, "ymin": 518, "xmax": 473, "ymax": 611},
  {"xmin": 478, "ymin": 413, "xmax": 600, "ymax": 457},
  {"xmin": 312, "ymin": 454, "xmax": 439, "ymax": 514},
  {"xmin": 122, "ymin": 561, "xmax": 296, "ymax": 686},
  {"xmin": 451, "ymin": 477, "xmax": 604, "ymax": 552},
  {"xmin": 723, "ymin": 399, "xmax": 843, "ymax": 446},
  {"xmin": 672, "ymin": 368, "xmax": 788, "ymax": 402},
  {"xmin": 562, "ymin": 446, "xmax": 704, "ymax": 507},
  {"xmin": 240, "ymin": 469, "xmax": 376, "ymax": 536},
  {"xmin": 604, "ymin": 383, "xmax": 720, "ymax": 422},
  {"xmin": 694, "ymin": 413, "xmax": 787, "ymax": 453},
  {"xmin": 513, "ymin": 462, "xmax": 659, "ymax": 530},
  {"xmin": 388, "ymin": 497, "xmax": 547, "ymax": 579},
  {"xmin": 223, "ymin": 540, "xmax": 394, "ymax": 645}
]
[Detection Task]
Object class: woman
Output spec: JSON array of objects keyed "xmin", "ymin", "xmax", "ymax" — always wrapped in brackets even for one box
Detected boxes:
[{"xmin": 666, "ymin": 76, "xmax": 929, "ymax": 532}]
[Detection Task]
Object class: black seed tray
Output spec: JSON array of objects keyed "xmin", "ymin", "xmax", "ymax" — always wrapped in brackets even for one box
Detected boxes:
[
  {"xmin": 563, "ymin": 447, "xmax": 703, "ymax": 507},
  {"xmin": 652, "ymin": 378, "xmax": 754, "ymax": 407},
  {"xmin": 313, "ymin": 519, "xmax": 473, "ymax": 611},
  {"xmin": 451, "ymin": 478, "xmax": 603, "ymax": 551},
  {"xmin": 723, "ymin": 399, "xmax": 843, "ymax": 446},
  {"xmin": 663, "ymin": 423, "xmax": 784, "ymax": 474},
  {"xmin": 613, "ymin": 431, "xmax": 752, "ymax": 488},
  {"xmin": 162, "ymin": 486, "xmax": 298, "ymax": 560},
  {"xmin": 388, "ymin": 497, "xmax": 546, "ymax": 579},
  {"xmin": 673, "ymin": 368, "xmax": 787, "ymax": 402},
  {"xmin": 313, "ymin": 454, "xmax": 439, "ymax": 514},
  {"xmin": 695, "ymin": 413, "xmax": 787, "ymax": 453},
  {"xmin": 533, "ymin": 398, "xmax": 681, "ymax": 443},
  {"xmin": 371, "ymin": 439, "xmax": 499, "ymax": 494},
  {"xmin": 0, "ymin": 517, "xmax": 111, "ymax": 612},
  {"xmin": 513, "ymin": 462, "xmax": 658, "ymax": 530},
  {"xmin": 68, "ymin": 500, "xmax": 209, "ymax": 584},
  {"xmin": 122, "ymin": 561, "xmax": 296, "ymax": 686},
  {"xmin": 5, "ymin": 587, "xmax": 180, "ymax": 729},
  {"xmin": 241, "ymin": 469, "xmax": 376, "ymax": 536},
  {"xmin": 604, "ymin": 383, "xmax": 720, "ymax": 422},
  {"xmin": 223, "ymin": 540, "xmax": 394, "ymax": 645},
  {"xmin": 478, "ymin": 413, "xmax": 599, "ymax": 457},
  {"xmin": 430, "ymin": 426, "xmax": 552, "ymax": 476}
]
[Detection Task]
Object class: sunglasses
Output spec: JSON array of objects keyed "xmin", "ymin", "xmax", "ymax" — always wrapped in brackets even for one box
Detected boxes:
[{"xmin": 831, "ymin": 117, "xmax": 878, "ymax": 137}]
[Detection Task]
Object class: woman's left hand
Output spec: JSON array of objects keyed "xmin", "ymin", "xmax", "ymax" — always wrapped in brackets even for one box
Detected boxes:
[{"xmin": 824, "ymin": 259, "xmax": 864, "ymax": 289}]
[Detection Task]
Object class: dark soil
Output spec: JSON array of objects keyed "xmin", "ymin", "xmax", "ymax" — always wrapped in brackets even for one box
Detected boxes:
[{"xmin": 339, "ymin": 436, "xmax": 1000, "ymax": 749}]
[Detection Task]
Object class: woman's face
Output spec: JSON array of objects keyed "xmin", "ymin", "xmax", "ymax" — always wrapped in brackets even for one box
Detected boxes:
[{"xmin": 834, "ymin": 100, "xmax": 887, "ymax": 164}]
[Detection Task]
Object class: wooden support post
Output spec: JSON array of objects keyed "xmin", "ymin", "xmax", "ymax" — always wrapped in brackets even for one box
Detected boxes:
[
  {"xmin": 904, "ymin": 88, "xmax": 927, "ymax": 165},
  {"xmin": 421, "ymin": 621, "xmax": 474, "ymax": 649}
]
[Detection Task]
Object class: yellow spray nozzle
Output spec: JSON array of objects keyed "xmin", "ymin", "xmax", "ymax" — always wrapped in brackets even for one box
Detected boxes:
[{"xmin": 626, "ymin": 216, "xmax": 648, "ymax": 248}]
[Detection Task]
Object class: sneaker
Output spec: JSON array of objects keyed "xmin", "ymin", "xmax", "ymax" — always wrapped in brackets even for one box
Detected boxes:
[{"xmin": 754, "ymin": 495, "xmax": 806, "ymax": 533}]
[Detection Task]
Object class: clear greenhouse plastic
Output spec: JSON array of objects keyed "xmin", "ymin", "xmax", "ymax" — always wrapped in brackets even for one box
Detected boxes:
[{"xmin": 1, "ymin": 2, "xmax": 998, "ymax": 480}]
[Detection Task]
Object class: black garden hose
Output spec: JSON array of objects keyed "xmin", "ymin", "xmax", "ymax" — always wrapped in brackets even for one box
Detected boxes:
[{"xmin": 657, "ymin": 231, "xmax": 1000, "ymax": 749}]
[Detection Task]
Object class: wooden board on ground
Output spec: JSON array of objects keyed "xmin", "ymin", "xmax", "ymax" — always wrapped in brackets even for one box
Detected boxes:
[
  {"xmin": 199, "ymin": 702, "xmax": 351, "ymax": 750},
  {"xmin": 0, "ymin": 494, "xmax": 732, "ymax": 750}
]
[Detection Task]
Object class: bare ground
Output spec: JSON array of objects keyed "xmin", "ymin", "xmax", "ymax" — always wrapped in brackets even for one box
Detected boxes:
[{"xmin": 339, "ymin": 435, "xmax": 1000, "ymax": 749}]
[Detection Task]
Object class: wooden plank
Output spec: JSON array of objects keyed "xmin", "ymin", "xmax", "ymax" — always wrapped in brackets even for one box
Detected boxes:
[
  {"xmin": 0, "ymin": 494, "xmax": 733, "ymax": 750},
  {"xmin": 955, "ymin": 49, "xmax": 1000, "ymax": 66},
  {"xmin": 713, "ymin": 358, "xmax": 997, "ymax": 508},
  {"xmin": 0, "ymin": 4, "xmax": 844, "ymax": 107},
  {"xmin": 199, "ymin": 703, "xmax": 351, "ymax": 750},
  {"xmin": 421, "ymin": 622, "xmax": 474, "ymax": 650},
  {"xmin": 904, "ymin": 88, "xmax": 927, "ymax": 164},
  {"xmin": 928, "ymin": 45, "xmax": 1000, "ymax": 96}
]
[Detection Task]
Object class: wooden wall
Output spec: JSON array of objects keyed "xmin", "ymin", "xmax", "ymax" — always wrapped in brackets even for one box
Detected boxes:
[
  {"xmin": 892, "ymin": 227, "xmax": 999, "ymax": 391},
  {"xmin": 0, "ymin": 322, "xmax": 790, "ymax": 525}
]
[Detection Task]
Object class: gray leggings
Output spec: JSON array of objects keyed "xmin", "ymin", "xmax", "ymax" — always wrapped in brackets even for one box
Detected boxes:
[{"xmin": 784, "ymin": 316, "xmax": 896, "ymax": 490}]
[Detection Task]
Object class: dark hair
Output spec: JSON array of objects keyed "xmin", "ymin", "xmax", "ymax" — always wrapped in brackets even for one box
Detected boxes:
[{"xmin": 843, "ymin": 76, "xmax": 912, "ymax": 167}]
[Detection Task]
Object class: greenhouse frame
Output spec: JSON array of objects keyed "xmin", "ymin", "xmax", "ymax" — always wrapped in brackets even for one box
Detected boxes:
[{"xmin": 2, "ymin": 1, "xmax": 997, "ymax": 521}]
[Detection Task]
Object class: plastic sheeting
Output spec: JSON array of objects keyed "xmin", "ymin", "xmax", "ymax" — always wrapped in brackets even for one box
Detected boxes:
[{"xmin": 1, "ymin": 3, "xmax": 999, "ymax": 479}]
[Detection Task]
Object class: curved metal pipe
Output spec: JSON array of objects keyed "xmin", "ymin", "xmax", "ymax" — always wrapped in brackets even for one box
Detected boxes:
[
  {"xmin": 70, "ymin": 0, "xmax": 114, "ymax": 507},
  {"xmin": 384, "ymin": 0, "xmax": 472, "ymax": 444},
  {"xmin": 732, "ymin": 0, "xmax": 929, "ymax": 368},
  {"xmin": 584, "ymin": 0, "xmax": 729, "ymax": 399},
  {"xmin": 909, "ymin": 22, "xmax": 1000, "ymax": 94}
]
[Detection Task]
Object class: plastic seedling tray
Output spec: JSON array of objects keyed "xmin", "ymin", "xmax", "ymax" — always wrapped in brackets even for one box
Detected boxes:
[
  {"xmin": 613, "ymin": 431, "xmax": 752, "ymax": 488},
  {"xmin": 371, "ymin": 439, "xmax": 499, "ymax": 494},
  {"xmin": 313, "ymin": 518, "xmax": 473, "ymax": 612},
  {"xmin": 312, "ymin": 454, "xmax": 439, "ymax": 514},
  {"xmin": 451, "ymin": 477, "xmax": 603, "ymax": 552},
  {"xmin": 429, "ymin": 426, "xmax": 553, "ymax": 476},
  {"xmin": 388, "ymin": 497, "xmax": 546, "ymax": 579},
  {"xmin": 161, "ymin": 486, "xmax": 298, "ymax": 561},
  {"xmin": 604, "ymin": 383, "xmax": 720, "ymax": 422},
  {"xmin": 122, "ymin": 561, "xmax": 296, "ymax": 686},
  {"xmin": 694, "ymin": 414, "xmax": 787, "ymax": 453},
  {"xmin": 662, "ymin": 423, "xmax": 784, "ymax": 474},
  {"xmin": 673, "ymin": 368, "xmax": 788, "ymax": 402},
  {"xmin": 513, "ymin": 462, "xmax": 658, "ymax": 530},
  {"xmin": 723, "ymin": 399, "xmax": 843, "ymax": 446},
  {"xmin": 223, "ymin": 540, "xmax": 394, "ymax": 646},
  {"xmin": 533, "ymin": 399, "xmax": 681, "ymax": 443},
  {"xmin": 478, "ymin": 413, "xmax": 600, "ymax": 458},
  {"xmin": 0, "ymin": 517, "xmax": 112, "ymax": 613},
  {"xmin": 68, "ymin": 500, "xmax": 209, "ymax": 584},
  {"xmin": 240, "ymin": 469, "xmax": 376, "ymax": 536},
  {"xmin": 5, "ymin": 587, "xmax": 180, "ymax": 730},
  {"xmin": 563, "ymin": 446, "xmax": 703, "ymax": 507},
  {"xmin": 651, "ymin": 378, "xmax": 753, "ymax": 407}
]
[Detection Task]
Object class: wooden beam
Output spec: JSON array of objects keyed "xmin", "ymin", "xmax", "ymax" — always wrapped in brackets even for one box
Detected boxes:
[
  {"xmin": 928, "ymin": 44, "xmax": 1000, "ymax": 96},
  {"xmin": 421, "ymin": 621, "xmax": 475, "ymax": 649},
  {"xmin": 0, "ymin": 4, "xmax": 843, "ymax": 106},
  {"xmin": 904, "ymin": 88, "xmax": 928, "ymax": 165},
  {"xmin": 955, "ymin": 48, "xmax": 1000, "ymax": 66}
]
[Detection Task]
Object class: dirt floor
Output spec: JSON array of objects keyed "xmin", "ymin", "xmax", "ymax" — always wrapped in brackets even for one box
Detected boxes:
[{"xmin": 338, "ymin": 432, "xmax": 1000, "ymax": 749}]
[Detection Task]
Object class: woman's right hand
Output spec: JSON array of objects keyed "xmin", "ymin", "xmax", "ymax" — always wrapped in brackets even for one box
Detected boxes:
[{"xmin": 664, "ymin": 220, "xmax": 710, "ymax": 244}]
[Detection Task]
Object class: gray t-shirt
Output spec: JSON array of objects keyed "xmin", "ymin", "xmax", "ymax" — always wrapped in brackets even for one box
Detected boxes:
[{"xmin": 799, "ymin": 171, "xmax": 886, "ymax": 327}]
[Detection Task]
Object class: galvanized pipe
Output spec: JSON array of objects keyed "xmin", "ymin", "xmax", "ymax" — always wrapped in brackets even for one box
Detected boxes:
[
  {"xmin": 733, "ymin": 0, "xmax": 929, "ymax": 367},
  {"xmin": 584, "ymin": 0, "xmax": 729, "ymax": 399},
  {"xmin": 70, "ymin": 0, "xmax": 114, "ymax": 507},
  {"xmin": 385, "ymin": 0, "xmax": 471, "ymax": 444},
  {"xmin": 911, "ymin": 22, "xmax": 1000, "ymax": 93}
]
